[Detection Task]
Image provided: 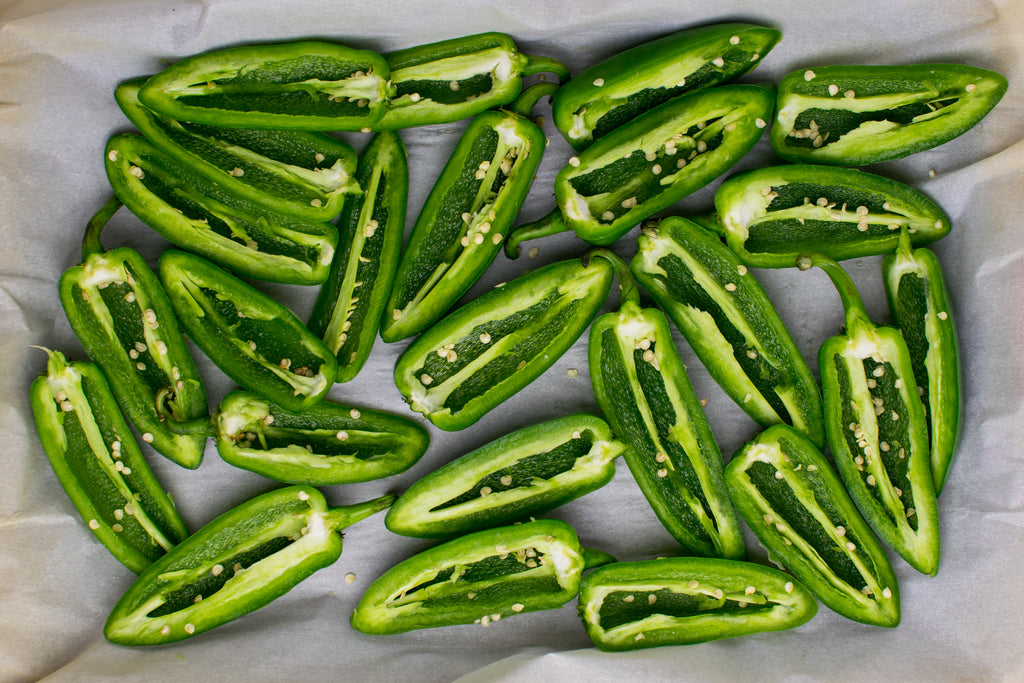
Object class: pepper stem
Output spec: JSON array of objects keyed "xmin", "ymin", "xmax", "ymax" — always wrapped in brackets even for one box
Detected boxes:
[
  {"xmin": 895, "ymin": 225, "xmax": 915, "ymax": 264},
  {"xmin": 521, "ymin": 54, "xmax": 570, "ymax": 84},
  {"xmin": 582, "ymin": 547, "xmax": 616, "ymax": 570},
  {"xmin": 585, "ymin": 247, "xmax": 639, "ymax": 308},
  {"xmin": 155, "ymin": 386, "xmax": 215, "ymax": 436},
  {"xmin": 504, "ymin": 208, "xmax": 567, "ymax": 259},
  {"xmin": 508, "ymin": 81, "xmax": 560, "ymax": 118},
  {"xmin": 81, "ymin": 195, "xmax": 123, "ymax": 261},
  {"xmin": 322, "ymin": 494, "xmax": 396, "ymax": 533},
  {"xmin": 796, "ymin": 252, "xmax": 873, "ymax": 334}
]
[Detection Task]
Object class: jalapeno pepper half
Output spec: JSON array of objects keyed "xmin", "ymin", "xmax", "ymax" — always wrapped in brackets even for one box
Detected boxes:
[
  {"xmin": 771, "ymin": 64, "xmax": 1008, "ymax": 166},
  {"xmin": 30, "ymin": 349, "xmax": 188, "ymax": 574},
  {"xmin": 799, "ymin": 253, "xmax": 939, "ymax": 576},
  {"xmin": 715, "ymin": 164, "xmax": 951, "ymax": 268},
  {"xmin": 59, "ymin": 197, "xmax": 209, "ymax": 468},
  {"xmin": 882, "ymin": 228, "xmax": 962, "ymax": 494},
  {"xmin": 385, "ymin": 414, "xmax": 624, "ymax": 538},
  {"xmin": 159, "ymin": 249, "xmax": 338, "ymax": 413},
  {"xmin": 104, "ymin": 486, "xmax": 393, "ymax": 645},
  {"xmin": 552, "ymin": 23, "xmax": 780, "ymax": 151},
  {"xmin": 631, "ymin": 217, "xmax": 824, "ymax": 448}
]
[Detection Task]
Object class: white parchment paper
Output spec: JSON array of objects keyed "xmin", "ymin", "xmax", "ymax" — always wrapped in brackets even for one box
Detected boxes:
[{"xmin": 2, "ymin": 0, "xmax": 1023, "ymax": 680}]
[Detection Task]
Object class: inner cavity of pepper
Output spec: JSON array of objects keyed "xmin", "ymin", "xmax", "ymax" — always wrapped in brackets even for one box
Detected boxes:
[
  {"xmin": 785, "ymin": 97, "xmax": 959, "ymax": 150},
  {"xmin": 595, "ymin": 584, "xmax": 775, "ymax": 631}
]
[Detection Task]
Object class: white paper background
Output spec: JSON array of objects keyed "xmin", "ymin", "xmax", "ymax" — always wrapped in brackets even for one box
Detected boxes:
[{"xmin": 2, "ymin": 0, "xmax": 1023, "ymax": 680}]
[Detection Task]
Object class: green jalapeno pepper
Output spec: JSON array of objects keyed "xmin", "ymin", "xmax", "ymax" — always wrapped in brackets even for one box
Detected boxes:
[
  {"xmin": 381, "ymin": 83, "xmax": 553, "ymax": 342},
  {"xmin": 385, "ymin": 414, "xmax": 625, "ymax": 538},
  {"xmin": 631, "ymin": 217, "xmax": 825, "ymax": 448},
  {"xmin": 552, "ymin": 23, "xmax": 780, "ymax": 151},
  {"xmin": 29, "ymin": 349, "xmax": 188, "ymax": 574},
  {"xmin": 138, "ymin": 41, "xmax": 393, "ymax": 131},
  {"xmin": 214, "ymin": 390, "xmax": 428, "ymax": 486},
  {"xmin": 104, "ymin": 486, "xmax": 393, "ymax": 645},
  {"xmin": 115, "ymin": 78, "xmax": 360, "ymax": 222},
  {"xmin": 883, "ymin": 228, "xmax": 961, "ymax": 494},
  {"xmin": 725, "ymin": 424, "xmax": 901, "ymax": 627},
  {"xmin": 307, "ymin": 131, "xmax": 407, "ymax": 382},
  {"xmin": 588, "ymin": 250, "xmax": 745, "ymax": 559},
  {"xmin": 393, "ymin": 252, "xmax": 614, "ymax": 431},
  {"xmin": 105, "ymin": 133, "xmax": 339, "ymax": 285},
  {"xmin": 715, "ymin": 164, "xmax": 951, "ymax": 268},
  {"xmin": 798, "ymin": 253, "xmax": 940, "ymax": 576},
  {"xmin": 159, "ymin": 249, "xmax": 337, "ymax": 413},
  {"xmin": 375, "ymin": 31, "xmax": 568, "ymax": 130},
  {"xmin": 771, "ymin": 64, "xmax": 1008, "ymax": 166},
  {"xmin": 578, "ymin": 557, "xmax": 817, "ymax": 651},
  {"xmin": 59, "ymin": 197, "xmax": 209, "ymax": 468}
]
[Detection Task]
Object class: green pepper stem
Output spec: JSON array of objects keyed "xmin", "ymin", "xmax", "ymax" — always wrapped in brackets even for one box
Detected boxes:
[
  {"xmin": 504, "ymin": 208, "xmax": 567, "ymax": 259},
  {"xmin": 796, "ymin": 252, "xmax": 873, "ymax": 334},
  {"xmin": 322, "ymin": 494, "xmax": 396, "ymax": 532},
  {"xmin": 521, "ymin": 54, "xmax": 570, "ymax": 84},
  {"xmin": 585, "ymin": 247, "xmax": 639, "ymax": 308},
  {"xmin": 508, "ymin": 81, "xmax": 560, "ymax": 117},
  {"xmin": 895, "ymin": 225, "xmax": 914, "ymax": 263},
  {"xmin": 155, "ymin": 387, "xmax": 215, "ymax": 436},
  {"xmin": 582, "ymin": 546, "xmax": 616, "ymax": 570},
  {"xmin": 81, "ymin": 195, "xmax": 123, "ymax": 261}
]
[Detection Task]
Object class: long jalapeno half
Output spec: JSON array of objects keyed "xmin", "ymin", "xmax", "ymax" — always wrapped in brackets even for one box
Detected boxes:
[
  {"xmin": 771, "ymin": 64, "xmax": 1008, "ymax": 166},
  {"xmin": 59, "ymin": 197, "xmax": 209, "ymax": 468},
  {"xmin": 578, "ymin": 557, "xmax": 817, "ymax": 651},
  {"xmin": 385, "ymin": 414, "xmax": 625, "ymax": 538},
  {"xmin": 393, "ymin": 252, "xmax": 614, "ymax": 431},
  {"xmin": 138, "ymin": 41, "xmax": 393, "ymax": 131},
  {"xmin": 588, "ymin": 250, "xmax": 745, "ymax": 559},
  {"xmin": 307, "ymin": 131, "xmax": 407, "ymax": 382},
  {"xmin": 798, "ymin": 253, "xmax": 939, "ymax": 576},
  {"xmin": 715, "ymin": 164, "xmax": 951, "ymax": 268},
  {"xmin": 552, "ymin": 23, "xmax": 780, "ymax": 151},
  {"xmin": 214, "ymin": 390, "xmax": 429, "ymax": 486},
  {"xmin": 116, "ymin": 78, "xmax": 360, "ymax": 222},
  {"xmin": 30, "ymin": 349, "xmax": 188, "ymax": 574},
  {"xmin": 105, "ymin": 133, "xmax": 338, "ymax": 285},
  {"xmin": 631, "ymin": 217, "xmax": 824, "ymax": 448},
  {"xmin": 159, "ymin": 250, "xmax": 337, "ymax": 413},
  {"xmin": 381, "ymin": 83, "xmax": 553, "ymax": 342},
  {"xmin": 883, "ymin": 229, "xmax": 961, "ymax": 494},
  {"xmin": 375, "ymin": 32, "xmax": 568, "ymax": 130},
  {"xmin": 104, "ymin": 486, "xmax": 393, "ymax": 645},
  {"xmin": 725, "ymin": 425, "xmax": 901, "ymax": 627}
]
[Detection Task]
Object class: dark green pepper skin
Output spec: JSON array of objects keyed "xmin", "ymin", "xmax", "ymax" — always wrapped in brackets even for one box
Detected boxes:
[
  {"xmin": 214, "ymin": 390, "xmax": 429, "ymax": 486},
  {"xmin": 715, "ymin": 164, "xmax": 951, "ymax": 268},
  {"xmin": 158, "ymin": 249, "xmax": 338, "ymax": 413},
  {"xmin": 351, "ymin": 519, "xmax": 590, "ymax": 634},
  {"xmin": 393, "ymin": 254, "xmax": 613, "ymax": 431},
  {"xmin": 578, "ymin": 557, "xmax": 817, "ymax": 651},
  {"xmin": 29, "ymin": 350, "xmax": 188, "ymax": 574},
  {"xmin": 725, "ymin": 424, "xmax": 901, "ymax": 628},
  {"xmin": 883, "ymin": 229, "xmax": 961, "ymax": 494},
  {"xmin": 384, "ymin": 414, "xmax": 625, "ymax": 538},
  {"xmin": 552, "ymin": 23, "xmax": 781, "ymax": 150},
  {"xmin": 105, "ymin": 133, "xmax": 339, "ymax": 285},
  {"xmin": 801, "ymin": 253, "xmax": 940, "ymax": 576},
  {"xmin": 771, "ymin": 64, "xmax": 1008, "ymax": 166},
  {"xmin": 631, "ymin": 217, "xmax": 824, "ymax": 448},
  {"xmin": 307, "ymin": 131, "xmax": 408, "ymax": 382},
  {"xmin": 115, "ymin": 78, "xmax": 360, "ymax": 222},
  {"xmin": 104, "ymin": 486, "xmax": 393, "ymax": 645},
  {"xmin": 138, "ymin": 41, "xmax": 394, "ymax": 131}
]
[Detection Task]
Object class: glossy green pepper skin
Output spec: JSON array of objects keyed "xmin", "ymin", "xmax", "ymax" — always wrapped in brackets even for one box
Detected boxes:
[
  {"xmin": 715, "ymin": 164, "xmax": 951, "ymax": 268},
  {"xmin": 29, "ymin": 350, "xmax": 188, "ymax": 574},
  {"xmin": 725, "ymin": 425, "xmax": 901, "ymax": 628},
  {"xmin": 138, "ymin": 41, "xmax": 394, "ymax": 131},
  {"xmin": 59, "ymin": 198, "xmax": 209, "ymax": 469},
  {"xmin": 578, "ymin": 557, "xmax": 817, "ymax": 651},
  {"xmin": 159, "ymin": 249, "xmax": 338, "ymax": 413},
  {"xmin": 105, "ymin": 133, "xmax": 339, "ymax": 285},
  {"xmin": 105, "ymin": 486, "xmax": 393, "ymax": 645},
  {"xmin": 214, "ymin": 390, "xmax": 429, "ymax": 486},
  {"xmin": 800, "ymin": 254, "xmax": 939, "ymax": 576},
  {"xmin": 883, "ymin": 229, "xmax": 961, "ymax": 494},
  {"xmin": 552, "ymin": 23, "xmax": 780, "ymax": 150},
  {"xmin": 771, "ymin": 64, "xmax": 1008, "ymax": 166},
  {"xmin": 384, "ymin": 414, "xmax": 625, "ymax": 538},
  {"xmin": 307, "ymin": 131, "xmax": 408, "ymax": 382},
  {"xmin": 115, "ymin": 78, "xmax": 360, "ymax": 222},
  {"xmin": 631, "ymin": 217, "xmax": 824, "ymax": 448},
  {"xmin": 393, "ymin": 253, "xmax": 613, "ymax": 431}
]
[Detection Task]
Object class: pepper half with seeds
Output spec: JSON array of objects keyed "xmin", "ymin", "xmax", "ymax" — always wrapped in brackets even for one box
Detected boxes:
[
  {"xmin": 30, "ymin": 349, "xmax": 188, "ymax": 574},
  {"xmin": 104, "ymin": 486, "xmax": 393, "ymax": 645},
  {"xmin": 725, "ymin": 424, "xmax": 901, "ymax": 627},
  {"xmin": 771, "ymin": 64, "xmax": 1008, "ymax": 166},
  {"xmin": 715, "ymin": 164, "xmax": 951, "ymax": 268}
]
